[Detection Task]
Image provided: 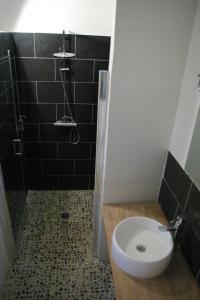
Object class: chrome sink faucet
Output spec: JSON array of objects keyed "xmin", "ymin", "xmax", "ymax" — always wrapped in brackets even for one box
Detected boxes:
[{"xmin": 159, "ymin": 215, "xmax": 185, "ymax": 238}]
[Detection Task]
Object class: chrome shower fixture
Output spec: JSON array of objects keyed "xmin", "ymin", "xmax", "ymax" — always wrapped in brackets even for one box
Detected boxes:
[
  {"xmin": 53, "ymin": 30, "xmax": 75, "ymax": 58},
  {"xmin": 53, "ymin": 30, "xmax": 80, "ymax": 145}
]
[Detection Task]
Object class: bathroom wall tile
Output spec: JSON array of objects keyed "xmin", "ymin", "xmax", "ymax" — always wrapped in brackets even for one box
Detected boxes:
[
  {"xmin": 13, "ymin": 33, "xmax": 34, "ymax": 57},
  {"xmin": 23, "ymin": 124, "xmax": 40, "ymax": 141},
  {"xmin": 13, "ymin": 32, "xmax": 110, "ymax": 190},
  {"xmin": 0, "ymin": 60, "xmax": 10, "ymax": 81},
  {"xmin": 92, "ymin": 105, "xmax": 98, "ymax": 123},
  {"xmin": 0, "ymin": 103, "xmax": 13, "ymax": 124},
  {"xmin": 75, "ymin": 159, "xmax": 95, "ymax": 175},
  {"xmin": 94, "ymin": 60, "xmax": 109, "ymax": 82},
  {"xmin": 0, "ymin": 123, "xmax": 13, "ymax": 157},
  {"xmin": 56, "ymin": 59, "xmax": 94, "ymax": 82},
  {"xmin": 158, "ymin": 179, "xmax": 178, "ymax": 221},
  {"xmin": 78, "ymin": 124, "xmax": 97, "ymax": 142},
  {"xmin": 20, "ymin": 103, "xmax": 56, "ymax": 123},
  {"xmin": 0, "ymin": 32, "xmax": 14, "ymax": 58},
  {"xmin": 58, "ymin": 142, "xmax": 90, "ymax": 159},
  {"xmin": 40, "ymin": 124, "xmax": 69, "ymax": 142},
  {"xmin": 37, "ymin": 82, "xmax": 74, "ymax": 103},
  {"xmin": 24, "ymin": 142, "xmax": 57, "ymax": 159},
  {"xmin": 90, "ymin": 143, "xmax": 96, "ymax": 159},
  {"xmin": 185, "ymin": 184, "xmax": 200, "ymax": 238},
  {"xmin": 1, "ymin": 156, "xmax": 25, "ymax": 190},
  {"xmin": 18, "ymin": 82, "xmax": 37, "ymax": 103},
  {"xmin": 180, "ymin": 221, "xmax": 200, "ymax": 279},
  {"xmin": 0, "ymin": 82, "xmax": 5, "ymax": 95},
  {"xmin": 76, "ymin": 35, "xmax": 110, "ymax": 59},
  {"xmin": 57, "ymin": 103, "xmax": 92, "ymax": 123},
  {"xmin": 75, "ymin": 83, "xmax": 98, "ymax": 104},
  {"xmin": 16, "ymin": 58, "xmax": 54, "ymax": 81},
  {"xmin": 89, "ymin": 175, "xmax": 95, "ymax": 189},
  {"xmin": 24, "ymin": 175, "xmax": 57, "ymax": 190},
  {"xmin": 58, "ymin": 176, "xmax": 89, "ymax": 190},
  {"xmin": 37, "ymin": 82, "xmax": 63, "ymax": 103},
  {"xmin": 24, "ymin": 159, "xmax": 42, "ymax": 175},
  {"xmin": 164, "ymin": 152, "xmax": 192, "ymax": 209},
  {"xmin": 35, "ymin": 33, "xmax": 75, "ymax": 57},
  {"xmin": 42, "ymin": 159, "xmax": 74, "ymax": 175}
]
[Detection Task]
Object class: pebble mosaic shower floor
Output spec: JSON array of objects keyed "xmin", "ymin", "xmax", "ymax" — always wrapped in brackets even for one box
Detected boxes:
[{"xmin": 3, "ymin": 191, "xmax": 115, "ymax": 300}]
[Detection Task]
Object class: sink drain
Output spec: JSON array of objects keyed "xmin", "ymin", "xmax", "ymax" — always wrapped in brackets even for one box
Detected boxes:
[{"xmin": 136, "ymin": 244, "xmax": 146, "ymax": 252}]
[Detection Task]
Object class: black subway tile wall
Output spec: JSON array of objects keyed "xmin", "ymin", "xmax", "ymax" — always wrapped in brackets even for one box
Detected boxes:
[
  {"xmin": 13, "ymin": 32, "xmax": 110, "ymax": 190},
  {"xmin": 158, "ymin": 152, "xmax": 200, "ymax": 286}
]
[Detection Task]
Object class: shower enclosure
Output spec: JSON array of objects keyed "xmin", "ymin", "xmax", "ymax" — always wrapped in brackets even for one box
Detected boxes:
[{"xmin": 0, "ymin": 32, "xmax": 26, "ymax": 242}]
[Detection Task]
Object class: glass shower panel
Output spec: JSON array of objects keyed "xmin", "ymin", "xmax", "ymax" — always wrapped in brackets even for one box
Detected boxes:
[{"xmin": 0, "ymin": 32, "xmax": 26, "ymax": 241}]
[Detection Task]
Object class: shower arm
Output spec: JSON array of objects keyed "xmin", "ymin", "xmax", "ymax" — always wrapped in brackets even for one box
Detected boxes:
[{"xmin": 63, "ymin": 30, "xmax": 65, "ymax": 52}]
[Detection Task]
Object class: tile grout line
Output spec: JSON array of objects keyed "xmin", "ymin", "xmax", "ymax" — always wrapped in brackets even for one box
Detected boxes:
[
  {"xmin": 38, "ymin": 124, "xmax": 41, "ymax": 142},
  {"xmin": 163, "ymin": 177, "xmax": 183, "ymax": 209},
  {"xmin": 93, "ymin": 60, "xmax": 95, "ymax": 82},
  {"xmin": 40, "ymin": 159, "xmax": 43, "ymax": 175},
  {"xmin": 90, "ymin": 143, "xmax": 92, "ymax": 160},
  {"xmin": 57, "ymin": 142, "xmax": 59, "ymax": 159},
  {"xmin": 33, "ymin": 33, "xmax": 36, "ymax": 58},
  {"xmin": 15, "ymin": 55, "xmax": 109, "ymax": 62},
  {"xmin": 16, "ymin": 80, "xmax": 98, "ymax": 84},
  {"xmin": 183, "ymin": 182, "xmax": 193, "ymax": 211},
  {"xmin": 73, "ymin": 82, "xmax": 76, "ymax": 104},
  {"xmin": 35, "ymin": 81, "xmax": 38, "ymax": 103},
  {"xmin": 91, "ymin": 104, "xmax": 94, "ymax": 123},
  {"xmin": 54, "ymin": 59, "xmax": 57, "ymax": 81}
]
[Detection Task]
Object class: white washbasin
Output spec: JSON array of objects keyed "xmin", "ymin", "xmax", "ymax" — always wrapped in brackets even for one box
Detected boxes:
[{"xmin": 112, "ymin": 216, "xmax": 174, "ymax": 278}]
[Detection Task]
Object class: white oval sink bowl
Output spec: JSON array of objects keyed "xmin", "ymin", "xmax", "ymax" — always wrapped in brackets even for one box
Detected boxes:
[{"xmin": 112, "ymin": 216, "xmax": 174, "ymax": 278}]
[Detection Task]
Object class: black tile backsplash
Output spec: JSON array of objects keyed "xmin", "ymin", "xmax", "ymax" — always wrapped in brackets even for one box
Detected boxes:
[
  {"xmin": 58, "ymin": 143, "xmax": 91, "ymax": 159},
  {"xmin": 185, "ymin": 184, "xmax": 200, "ymax": 238},
  {"xmin": 20, "ymin": 103, "xmax": 56, "ymax": 123},
  {"xmin": 75, "ymin": 83, "xmax": 98, "ymax": 104},
  {"xmin": 11, "ymin": 32, "xmax": 110, "ymax": 190},
  {"xmin": 158, "ymin": 151, "xmax": 200, "ymax": 286},
  {"xmin": 18, "ymin": 82, "xmax": 37, "ymax": 103},
  {"xmin": 158, "ymin": 179, "xmax": 178, "ymax": 221},
  {"xmin": 16, "ymin": 58, "xmax": 55, "ymax": 81},
  {"xmin": 42, "ymin": 159, "xmax": 74, "ymax": 175},
  {"xmin": 76, "ymin": 35, "xmax": 110, "ymax": 59},
  {"xmin": 13, "ymin": 33, "xmax": 34, "ymax": 57},
  {"xmin": 164, "ymin": 152, "xmax": 191, "ymax": 209}
]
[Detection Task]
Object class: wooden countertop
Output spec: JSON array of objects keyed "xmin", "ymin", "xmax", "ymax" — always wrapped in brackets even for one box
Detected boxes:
[{"xmin": 103, "ymin": 202, "xmax": 200, "ymax": 300}]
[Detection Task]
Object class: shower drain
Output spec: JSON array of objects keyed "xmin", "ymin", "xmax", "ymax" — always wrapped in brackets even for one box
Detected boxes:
[
  {"xmin": 136, "ymin": 244, "xmax": 146, "ymax": 252},
  {"xmin": 61, "ymin": 212, "xmax": 70, "ymax": 219}
]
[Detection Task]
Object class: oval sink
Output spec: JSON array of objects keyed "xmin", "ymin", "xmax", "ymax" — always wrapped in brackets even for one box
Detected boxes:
[{"xmin": 112, "ymin": 216, "xmax": 174, "ymax": 278}]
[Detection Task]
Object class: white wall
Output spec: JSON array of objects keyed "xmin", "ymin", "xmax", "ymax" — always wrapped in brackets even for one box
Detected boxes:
[
  {"xmin": 0, "ymin": 0, "xmax": 115, "ymax": 35},
  {"xmin": 170, "ymin": 0, "xmax": 200, "ymax": 167},
  {"xmin": 103, "ymin": 0, "xmax": 197, "ymax": 204}
]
